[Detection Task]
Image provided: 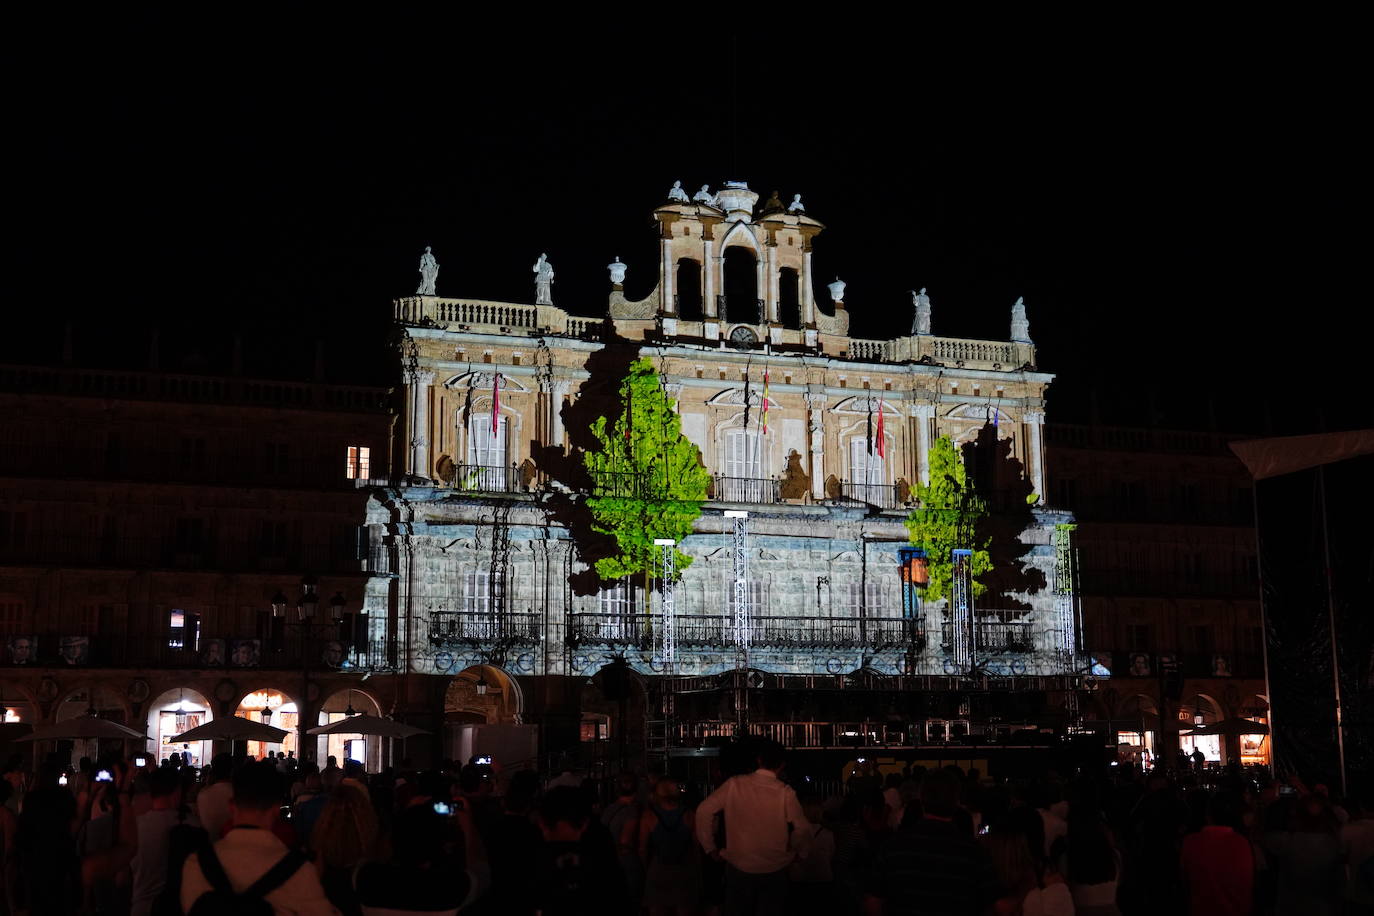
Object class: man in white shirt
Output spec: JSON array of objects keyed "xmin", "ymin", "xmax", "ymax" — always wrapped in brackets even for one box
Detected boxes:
[
  {"xmin": 695, "ymin": 740, "xmax": 812, "ymax": 916},
  {"xmin": 196, "ymin": 755, "xmax": 234, "ymax": 839},
  {"xmin": 181, "ymin": 762, "xmax": 338, "ymax": 916}
]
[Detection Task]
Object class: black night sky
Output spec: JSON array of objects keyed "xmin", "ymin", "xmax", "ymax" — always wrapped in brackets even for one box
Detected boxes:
[{"xmin": 5, "ymin": 15, "xmax": 1367, "ymax": 434}]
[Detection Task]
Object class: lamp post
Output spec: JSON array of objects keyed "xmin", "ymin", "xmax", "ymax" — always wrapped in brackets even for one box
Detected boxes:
[{"xmin": 271, "ymin": 578, "xmax": 347, "ymax": 763}]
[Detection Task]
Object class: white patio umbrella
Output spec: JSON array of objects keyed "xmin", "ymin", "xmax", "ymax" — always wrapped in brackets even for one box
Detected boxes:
[
  {"xmin": 16, "ymin": 715, "xmax": 149, "ymax": 742},
  {"xmin": 307, "ymin": 715, "xmax": 429, "ymax": 739},
  {"xmin": 170, "ymin": 715, "xmax": 289, "ymax": 744}
]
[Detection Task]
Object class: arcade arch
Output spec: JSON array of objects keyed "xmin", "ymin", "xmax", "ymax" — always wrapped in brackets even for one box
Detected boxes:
[
  {"xmin": 315, "ymin": 688, "xmax": 382, "ymax": 771},
  {"xmin": 235, "ymin": 687, "xmax": 299, "ymax": 759},
  {"xmin": 722, "ymin": 247, "xmax": 758, "ymax": 323},
  {"xmin": 144, "ymin": 687, "xmax": 214, "ymax": 768},
  {"xmin": 675, "ymin": 258, "xmax": 702, "ymax": 320}
]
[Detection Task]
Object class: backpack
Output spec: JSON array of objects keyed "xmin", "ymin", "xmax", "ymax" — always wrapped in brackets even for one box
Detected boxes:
[
  {"xmin": 646, "ymin": 805, "xmax": 692, "ymax": 865},
  {"xmin": 150, "ymin": 812, "xmax": 210, "ymax": 916},
  {"xmin": 186, "ymin": 845, "xmax": 307, "ymax": 916}
]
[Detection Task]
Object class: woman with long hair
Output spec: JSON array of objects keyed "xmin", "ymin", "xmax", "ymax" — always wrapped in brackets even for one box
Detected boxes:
[{"xmin": 311, "ymin": 785, "xmax": 378, "ymax": 916}]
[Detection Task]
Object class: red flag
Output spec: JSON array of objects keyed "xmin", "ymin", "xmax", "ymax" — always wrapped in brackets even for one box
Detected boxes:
[
  {"xmin": 876, "ymin": 400, "xmax": 886, "ymax": 459},
  {"xmin": 762, "ymin": 368, "xmax": 770, "ymax": 435},
  {"xmin": 491, "ymin": 373, "xmax": 500, "ymax": 436}
]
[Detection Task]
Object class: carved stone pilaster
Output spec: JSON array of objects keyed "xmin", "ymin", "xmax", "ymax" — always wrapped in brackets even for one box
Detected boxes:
[
  {"xmin": 911, "ymin": 402, "xmax": 935, "ymax": 486},
  {"xmin": 1023, "ymin": 409, "xmax": 1045, "ymax": 498},
  {"xmin": 804, "ymin": 391, "xmax": 828, "ymax": 499}
]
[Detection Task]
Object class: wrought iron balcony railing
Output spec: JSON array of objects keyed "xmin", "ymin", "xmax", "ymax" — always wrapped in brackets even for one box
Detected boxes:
[
  {"xmin": 428, "ymin": 611, "xmax": 540, "ymax": 644},
  {"xmin": 570, "ymin": 613, "xmax": 921, "ymax": 649},
  {"xmin": 436, "ymin": 463, "xmax": 522, "ymax": 494},
  {"xmin": 712, "ymin": 475, "xmax": 781, "ymax": 504},
  {"xmin": 940, "ymin": 619, "xmax": 1035, "ymax": 654},
  {"xmin": 840, "ymin": 480, "xmax": 900, "ymax": 510}
]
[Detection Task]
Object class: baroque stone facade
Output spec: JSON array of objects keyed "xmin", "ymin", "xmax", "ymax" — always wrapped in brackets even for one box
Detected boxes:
[{"xmin": 366, "ymin": 182, "xmax": 1085, "ymax": 757}]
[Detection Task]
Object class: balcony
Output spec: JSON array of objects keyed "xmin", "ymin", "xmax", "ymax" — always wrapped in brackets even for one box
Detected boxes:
[
  {"xmin": 712, "ymin": 476, "xmax": 781, "ymax": 504},
  {"xmin": 1, "ymin": 631, "xmax": 393, "ymax": 671},
  {"xmin": 940, "ymin": 617, "xmax": 1036, "ymax": 654},
  {"xmin": 428, "ymin": 611, "xmax": 541, "ymax": 645},
  {"xmin": 570, "ymin": 613, "xmax": 921, "ymax": 649},
  {"xmin": 435, "ymin": 463, "xmax": 523, "ymax": 495},
  {"xmin": 840, "ymin": 480, "xmax": 901, "ymax": 510}
]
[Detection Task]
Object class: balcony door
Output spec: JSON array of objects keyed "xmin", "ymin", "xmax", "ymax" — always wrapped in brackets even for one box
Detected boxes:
[
  {"xmin": 849, "ymin": 437, "xmax": 886, "ymax": 503},
  {"xmin": 722, "ymin": 428, "xmax": 766, "ymax": 502},
  {"xmin": 466, "ymin": 415, "xmax": 508, "ymax": 489}
]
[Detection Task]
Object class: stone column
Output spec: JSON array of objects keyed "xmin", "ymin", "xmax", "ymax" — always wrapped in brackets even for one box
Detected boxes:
[
  {"xmin": 703, "ymin": 238, "xmax": 718, "ymax": 318},
  {"xmin": 912, "ymin": 402, "xmax": 935, "ymax": 486},
  {"xmin": 548, "ymin": 379, "xmax": 570, "ymax": 453},
  {"xmin": 660, "ymin": 238, "xmax": 675, "ymax": 314},
  {"xmin": 805, "ymin": 391, "xmax": 828, "ymax": 499},
  {"xmin": 801, "ymin": 248, "xmax": 815, "ymax": 327},
  {"xmin": 1024, "ymin": 409, "xmax": 1045, "ymax": 497},
  {"xmin": 408, "ymin": 369, "xmax": 435, "ymax": 478}
]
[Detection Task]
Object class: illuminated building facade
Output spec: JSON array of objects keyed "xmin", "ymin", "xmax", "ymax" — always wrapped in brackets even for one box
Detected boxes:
[{"xmin": 366, "ymin": 182, "xmax": 1087, "ymax": 767}]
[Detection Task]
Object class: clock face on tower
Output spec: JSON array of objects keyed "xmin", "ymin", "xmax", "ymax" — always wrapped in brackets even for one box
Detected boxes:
[{"xmin": 729, "ymin": 326, "xmax": 757, "ymax": 347}]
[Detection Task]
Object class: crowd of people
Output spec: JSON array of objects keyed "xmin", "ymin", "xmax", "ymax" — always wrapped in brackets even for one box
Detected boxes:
[{"xmin": 0, "ymin": 744, "xmax": 1371, "ymax": 916}]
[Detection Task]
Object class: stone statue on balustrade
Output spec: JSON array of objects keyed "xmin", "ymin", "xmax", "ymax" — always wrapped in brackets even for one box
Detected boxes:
[
  {"xmin": 910, "ymin": 288, "xmax": 932, "ymax": 335},
  {"xmin": 693, "ymin": 184, "xmax": 717, "ymax": 205},
  {"xmin": 667, "ymin": 180, "xmax": 691, "ymax": 203},
  {"xmin": 1010, "ymin": 296, "xmax": 1032, "ymax": 343},
  {"xmin": 533, "ymin": 253, "xmax": 555, "ymax": 305},
  {"xmin": 416, "ymin": 246, "xmax": 439, "ymax": 296},
  {"xmin": 788, "ymin": 193, "xmax": 805, "ymax": 213}
]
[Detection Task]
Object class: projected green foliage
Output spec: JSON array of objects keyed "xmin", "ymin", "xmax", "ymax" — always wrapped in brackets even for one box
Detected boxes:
[
  {"xmin": 584, "ymin": 358, "xmax": 709, "ymax": 581},
  {"xmin": 904, "ymin": 436, "xmax": 992, "ymax": 602}
]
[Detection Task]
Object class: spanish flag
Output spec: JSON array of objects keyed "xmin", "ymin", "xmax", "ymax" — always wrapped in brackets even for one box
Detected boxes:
[{"xmin": 762, "ymin": 367, "xmax": 770, "ymax": 435}]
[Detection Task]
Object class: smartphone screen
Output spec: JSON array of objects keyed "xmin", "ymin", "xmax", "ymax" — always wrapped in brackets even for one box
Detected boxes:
[
  {"xmin": 432, "ymin": 801, "xmax": 451, "ymax": 816},
  {"xmin": 95, "ymin": 770, "xmax": 114, "ymax": 783}
]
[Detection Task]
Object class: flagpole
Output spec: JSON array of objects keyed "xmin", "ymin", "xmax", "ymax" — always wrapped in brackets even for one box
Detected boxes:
[{"xmin": 1317, "ymin": 466, "xmax": 1348, "ymax": 796}]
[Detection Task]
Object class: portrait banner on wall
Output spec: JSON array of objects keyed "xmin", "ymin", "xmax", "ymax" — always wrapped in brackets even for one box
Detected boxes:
[
  {"xmin": 1212, "ymin": 655, "xmax": 1233, "ymax": 677},
  {"xmin": 321, "ymin": 641, "xmax": 345, "ymax": 668},
  {"xmin": 59, "ymin": 636, "xmax": 90, "ymax": 665},
  {"xmin": 7, "ymin": 636, "xmax": 36, "ymax": 666},
  {"xmin": 200, "ymin": 639, "xmax": 227, "ymax": 667},
  {"xmin": 229, "ymin": 639, "xmax": 261, "ymax": 667},
  {"xmin": 1128, "ymin": 653, "xmax": 1152, "ymax": 677}
]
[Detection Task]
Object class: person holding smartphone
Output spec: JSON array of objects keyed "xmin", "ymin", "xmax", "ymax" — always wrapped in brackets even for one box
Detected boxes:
[{"xmin": 355, "ymin": 790, "xmax": 489, "ymax": 915}]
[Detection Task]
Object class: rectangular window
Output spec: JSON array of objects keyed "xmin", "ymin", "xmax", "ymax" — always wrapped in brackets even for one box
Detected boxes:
[
  {"xmin": 1126, "ymin": 623, "xmax": 1152, "ymax": 650},
  {"xmin": 462, "ymin": 569, "xmax": 492, "ymax": 617},
  {"xmin": 595, "ymin": 579, "xmax": 635, "ymax": 639},
  {"xmin": 0, "ymin": 510, "xmax": 26, "ymax": 549},
  {"xmin": 0, "ymin": 600, "xmax": 25, "ymax": 635},
  {"xmin": 839, "ymin": 580, "xmax": 886, "ymax": 617},
  {"xmin": 1186, "ymin": 624, "xmax": 1214, "ymax": 654},
  {"xmin": 346, "ymin": 446, "xmax": 371, "ymax": 480},
  {"xmin": 169, "ymin": 609, "xmax": 188, "ymax": 650}
]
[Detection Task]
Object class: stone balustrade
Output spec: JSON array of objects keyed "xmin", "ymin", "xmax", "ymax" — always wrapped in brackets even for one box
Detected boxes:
[{"xmin": 394, "ymin": 297, "xmax": 1035, "ymax": 370}]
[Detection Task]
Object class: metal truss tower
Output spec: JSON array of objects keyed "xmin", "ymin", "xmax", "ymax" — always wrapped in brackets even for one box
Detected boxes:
[
  {"xmin": 1053, "ymin": 524, "xmax": 1079, "ymax": 660},
  {"xmin": 725, "ymin": 511, "xmax": 750, "ymax": 666},
  {"xmin": 951, "ymin": 548, "xmax": 974, "ymax": 673}
]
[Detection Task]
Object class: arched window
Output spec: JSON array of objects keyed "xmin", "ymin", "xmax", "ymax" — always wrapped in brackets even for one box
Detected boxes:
[
  {"xmin": 675, "ymin": 258, "xmax": 702, "ymax": 320},
  {"xmin": 778, "ymin": 267, "xmax": 800, "ymax": 329},
  {"xmin": 722, "ymin": 247, "xmax": 758, "ymax": 323}
]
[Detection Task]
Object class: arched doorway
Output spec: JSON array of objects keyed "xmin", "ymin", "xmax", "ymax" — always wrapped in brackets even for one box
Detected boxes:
[
  {"xmin": 1114, "ymin": 694, "xmax": 1159, "ymax": 769},
  {"xmin": 0, "ymin": 681, "xmax": 36, "ymax": 763},
  {"xmin": 675, "ymin": 258, "xmax": 702, "ymax": 320},
  {"xmin": 145, "ymin": 687, "xmax": 214, "ymax": 768},
  {"xmin": 56, "ymin": 685, "xmax": 128, "ymax": 765},
  {"xmin": 235, "ymin": 688, "xmax": 297, "ymax": 760},
  {"xmin": 1179, "ymin": 694, "xmax": 1224, "ymax": 764},
  {"xmin": 578, "ymin": 661, "xmax": 648, "ymax": 777},
  {"xmin": 315, "ymin": 688, "xmax": 382, "ymax": 771},
  {"xmin": 722, "ymin": 247, "xmax": 758, "ymax": 324},
  {"xmin": 442, "ymin": 665, "xmax": 526, "ymax": 766},
  {"xmin": 1236, "ymin": 694, "xmax": 1271, "ymax": 767}
]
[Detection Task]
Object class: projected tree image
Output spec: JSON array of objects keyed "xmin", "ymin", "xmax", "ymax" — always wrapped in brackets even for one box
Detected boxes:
[
  {"xmin": 905, "ymin": 435, "xmax": 992, "ymax": 602},
  {"xmin": 584, "ymin": 357, "xmax": 709, "ymax": 581}
]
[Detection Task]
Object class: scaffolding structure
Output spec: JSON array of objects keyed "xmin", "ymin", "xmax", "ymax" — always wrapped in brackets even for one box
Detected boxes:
[
  {"xmin": 951, "ymin": 548, "xmax": 974, "ymax": 673},
  {"xmin": 1053, "ymin": 524, "xmax": 1079, "ymax": 659}
]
